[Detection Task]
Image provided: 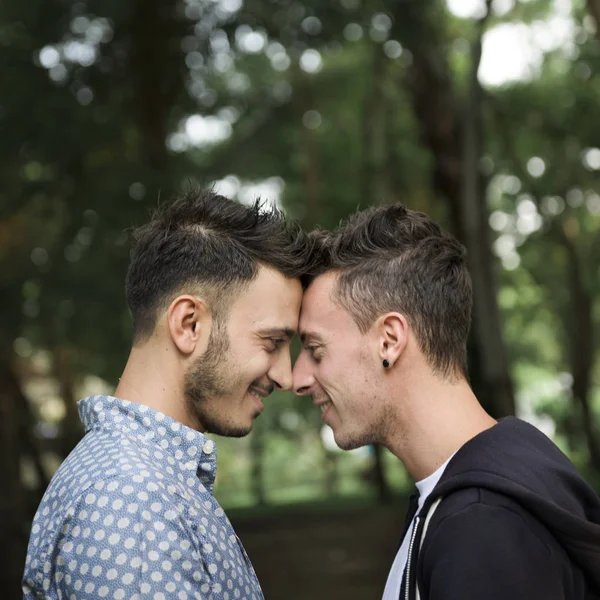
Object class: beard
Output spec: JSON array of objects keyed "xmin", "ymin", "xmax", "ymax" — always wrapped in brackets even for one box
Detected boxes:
[{"xmin": 184, "ymin": 319, "xmax": 254, "ymax": 438}]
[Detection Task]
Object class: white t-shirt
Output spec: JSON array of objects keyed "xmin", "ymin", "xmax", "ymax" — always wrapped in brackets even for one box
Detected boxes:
[{"xmin": 381, "ymin": 455, "xmax": 455, "ymax": 600}]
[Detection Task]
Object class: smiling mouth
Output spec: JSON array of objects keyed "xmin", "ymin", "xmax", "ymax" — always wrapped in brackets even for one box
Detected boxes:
[
  {"xmin": 319, "ymin": 400, "xmax": 333, "ymax": 414},
  {"xmin": 249, "ymin": 388, "xmax": 266, "ymax": 401},
  {"xmin": 249, "ymin": 385, "xmax": 272, "ymax": 400}
]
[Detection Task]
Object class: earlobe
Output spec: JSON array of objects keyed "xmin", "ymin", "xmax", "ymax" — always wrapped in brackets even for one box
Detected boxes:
[{"xmin": 379, "ymin": 312, "xmax": 408, "ymax": 369}]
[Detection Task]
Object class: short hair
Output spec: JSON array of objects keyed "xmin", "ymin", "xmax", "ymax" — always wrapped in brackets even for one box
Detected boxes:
[
  {"xmin": 126, "ymin": 188, "xmax": 311, "ymax": 343},
  {"xmin": 306, "ymin": 204, "xmax": 472, "ymax": 378}
]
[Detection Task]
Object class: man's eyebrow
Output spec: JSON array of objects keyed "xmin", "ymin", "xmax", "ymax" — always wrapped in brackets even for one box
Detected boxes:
[
  {"xmin": 257, "ymin": 327, "xmax": 296, "ymax": 339},
  {"xmin": 300, "ymin": 331, "xmax": 324, "ymax": 345}
]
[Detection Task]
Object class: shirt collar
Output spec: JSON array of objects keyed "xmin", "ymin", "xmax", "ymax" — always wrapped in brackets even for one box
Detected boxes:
[{"xmin": 77, "ymin": 395, "xmax": 218, "ymax": 489}]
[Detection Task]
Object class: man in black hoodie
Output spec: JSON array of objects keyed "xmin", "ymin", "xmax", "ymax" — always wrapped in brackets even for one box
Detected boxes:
[{"xmin": 292, "ymin": 204, "xmax": 600, "ymax": 600}]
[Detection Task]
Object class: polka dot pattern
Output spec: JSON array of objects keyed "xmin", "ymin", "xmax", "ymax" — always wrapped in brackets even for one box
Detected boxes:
[{"xmin": 23, "ymin": 395, "xmax": 264, "ymax": 600}]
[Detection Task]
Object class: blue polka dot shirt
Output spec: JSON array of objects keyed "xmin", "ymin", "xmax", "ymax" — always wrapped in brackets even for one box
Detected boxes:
[{"xmin": 23, "ymin": 395, "xmax": 264, "ymax": 600}]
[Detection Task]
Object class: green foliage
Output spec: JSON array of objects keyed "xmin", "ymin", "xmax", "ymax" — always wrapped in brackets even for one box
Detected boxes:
[{"xmin": 2, "ymin": 0, "xmax": 600, "ymax": 506}]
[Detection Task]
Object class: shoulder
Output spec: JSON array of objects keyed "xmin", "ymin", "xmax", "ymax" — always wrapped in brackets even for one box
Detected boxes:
[
  {"xmin": 419, "ymin": 487, "xmax": 566, "ymax": 574},
  {"xmin": 426, "ymin": 487, "xmax": 560, "ymax": 554},
  {"xmin": 31, "ymin": 430, "xmax": 209, "ymax": 545},
  {"xmin": 415, "ymin": 488, "xmax": 568, "ymax": 599}
]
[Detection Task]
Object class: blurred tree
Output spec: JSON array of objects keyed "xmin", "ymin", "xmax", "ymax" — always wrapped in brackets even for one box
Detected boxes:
[{"xmin": 2, "ymin": 0, "xmax": 600, "ymax": 593}]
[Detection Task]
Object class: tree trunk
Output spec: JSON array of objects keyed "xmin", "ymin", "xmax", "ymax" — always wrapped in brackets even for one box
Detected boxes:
[
  {"xmin": 0, "ymin": 359, "xmax": 27, "ymax": 598},
  {"xmin": 587, "ymin": 0, "xmax": 600, "ymax": 38},
  {"xmin": 361, "ymin": 45, "xmax": 388, "ymax": 203},
  {"xmin": 250, "ymin": 425, "xmax": 267, "ymax": 506},
  {"xmin": 372, "ymin": 444, "xmax": 392, "ymax": 504},
  {"xmin": 53, "ymin": 347, "xmax": 83, "ymax": 458},
  {"xmin": 459, "ymin": 1, "xmax": 515, "ymax": 417},
  {"xmin": 399, "ymin": 1, "xmax": 515, "ymax": 417},
  {"xmin": 129, "ymin": 0, "xmax": 180, "ymax": 170},
  {"xmin": 323, "ymin": 450, "xmax": 338, "ymax": 497},
  {"xmin": 560, "ymin": 231, "xmax": 600, "ymax": 471},
  {"xmin": 293, "ymin": 67, "xmax": 320, "ymax": 227}
]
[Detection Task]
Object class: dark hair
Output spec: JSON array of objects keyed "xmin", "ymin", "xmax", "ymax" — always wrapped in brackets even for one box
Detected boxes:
[
  {"xmin": 306, "ymin": 204, "xmax": 472, "ymax": 379},
  {"xmin": 126, "ymin": 188, "xmax": 311, "ymax": 343}
]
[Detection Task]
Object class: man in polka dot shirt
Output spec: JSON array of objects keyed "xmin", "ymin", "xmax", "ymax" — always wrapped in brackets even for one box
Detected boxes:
[{"xmin": 23, "ymin": 189, "xmax": 313, "ymax": 599}]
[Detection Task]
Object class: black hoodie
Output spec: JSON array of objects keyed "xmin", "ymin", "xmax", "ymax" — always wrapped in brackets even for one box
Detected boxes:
[{"xmin": 399, "ymin": 417, "xmax": 600, "ymax": 600}]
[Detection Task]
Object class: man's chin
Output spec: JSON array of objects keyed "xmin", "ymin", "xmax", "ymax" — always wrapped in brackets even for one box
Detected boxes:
[
  {"xmin": 204, "ymin": 414, "xmax": 259, "ymax": 438},
  {"xmin": 206, "ymin": 423, "xmax": 253, "ymax": 438},
  {"xmin": 334, "ymin": 430, "xmax": 373, "ymax": 452}
]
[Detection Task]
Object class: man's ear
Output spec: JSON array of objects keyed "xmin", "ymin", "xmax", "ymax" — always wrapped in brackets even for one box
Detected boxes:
[
  {"xmin": 166, "ymin": 295, "xmax": 211, "ymax": 356},
  {"xmin": 377, "ymin": 312, "xmax": 409, "ymax": 368}
]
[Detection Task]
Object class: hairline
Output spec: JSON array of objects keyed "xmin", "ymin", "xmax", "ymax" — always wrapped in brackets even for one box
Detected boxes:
[{"xmin": 133, "ymin": 262, "xmax": 303, "ymax": 345}]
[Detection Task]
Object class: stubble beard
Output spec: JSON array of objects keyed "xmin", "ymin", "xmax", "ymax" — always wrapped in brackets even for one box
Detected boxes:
[
  {"xmin": 184, "ymin": 321, "xmax": 253, "ymax": 438},
  {"xmin": 334, "ymin": 398, "xmax": 389, "ymax": 451}
]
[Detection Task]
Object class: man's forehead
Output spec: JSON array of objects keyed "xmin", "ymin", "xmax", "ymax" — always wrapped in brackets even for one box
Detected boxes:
[
  {"xmin": 303, "ymin": 271, "xmax": 338, "ymax": 307},
  {"xmin": 299, "ymin": 272, "xmax": 344, "ymax": 333}
]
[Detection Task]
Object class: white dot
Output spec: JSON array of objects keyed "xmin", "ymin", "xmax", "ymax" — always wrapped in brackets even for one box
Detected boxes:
[
  {"xmin": 151, "ymin": 571, "xmax": 163, "ymax": 582},
  {"xmin": 130, "ymin": 557, "xmax": 142, "ymax": 568}
]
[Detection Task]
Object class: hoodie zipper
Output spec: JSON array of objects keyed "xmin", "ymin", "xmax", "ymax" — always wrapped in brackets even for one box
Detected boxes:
[{"xmin": 404, "ymin": 515, "xmax": 421, "ymax": 600}]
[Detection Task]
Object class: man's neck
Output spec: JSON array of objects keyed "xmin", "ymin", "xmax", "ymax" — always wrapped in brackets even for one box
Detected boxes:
[
  {"xmin": 114, "ymin": 346, "xmax": 195, "ymax": 429},
  {"xmin": 384, "ymin": 377, "xmax": 497, "ymax": 482}
]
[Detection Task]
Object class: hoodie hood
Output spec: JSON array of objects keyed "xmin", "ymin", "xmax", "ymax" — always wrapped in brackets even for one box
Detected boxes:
[{"xmin": 428, "ymin": 417, "xmax": 600, "ymax": 591}]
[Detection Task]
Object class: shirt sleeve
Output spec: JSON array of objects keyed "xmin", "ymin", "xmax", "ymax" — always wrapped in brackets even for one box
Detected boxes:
[
  {"xmin": 46, "ymin": 483, "xmax": 214, "ymax": 599},
  {"xmin": 420, "ymin": 502, "xmax": 565, "ymax": 600}
]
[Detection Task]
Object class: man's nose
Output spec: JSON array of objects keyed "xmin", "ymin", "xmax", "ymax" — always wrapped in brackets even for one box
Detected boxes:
[
  {"xmin": 292, "ymin": 352, "xmax": 315, "ymax": 396},
  {"xmin": 268, "ymin": 348, "xmax": 293, "ymax": 391}
]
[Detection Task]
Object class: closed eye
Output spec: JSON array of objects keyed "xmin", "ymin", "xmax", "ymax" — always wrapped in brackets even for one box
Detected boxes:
[
  {"xmin": 266, "ymin": 338, "xmax": 286, "ymax": 353},
  {"xmin": 305, "ymin": 345, "xmax": 323, "ymax": 363}
]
